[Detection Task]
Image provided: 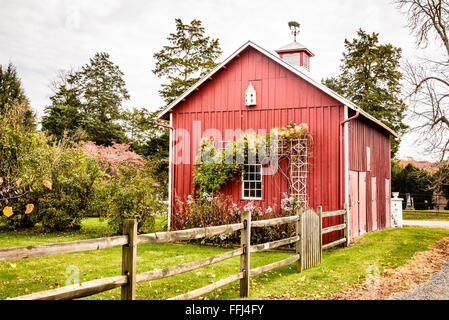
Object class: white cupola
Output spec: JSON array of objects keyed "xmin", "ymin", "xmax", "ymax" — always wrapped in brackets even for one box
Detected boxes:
[
  {"xmin": 245, "ymin": 81, "xmax": 256, "ymax": 106},
  {"xmin": 276, "ymin": 21, "xmax": 314, "ymax": 72},
  {"xmin": 276, "ymin": 41, "xmax": 314, "ymax": 72}
]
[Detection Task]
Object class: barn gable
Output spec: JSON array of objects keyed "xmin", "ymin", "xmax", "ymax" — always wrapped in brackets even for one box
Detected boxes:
[
  {"xmin": 157, "ymin": 40, "xmax": 397, "ymax": 139},
  {"xmin": 166, "ymin": 46, "xmax": 342, "ymax": 116}
]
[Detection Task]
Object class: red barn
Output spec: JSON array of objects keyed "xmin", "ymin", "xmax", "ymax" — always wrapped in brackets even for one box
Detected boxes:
[{"xmin": 156, "ymin": 40, "xmax": 397, "ymax": 244}]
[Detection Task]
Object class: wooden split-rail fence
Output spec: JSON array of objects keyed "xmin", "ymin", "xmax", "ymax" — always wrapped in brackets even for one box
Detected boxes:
[{"xmin": 0, "ymin": 205, "xmax": 349, "ymax": 300}]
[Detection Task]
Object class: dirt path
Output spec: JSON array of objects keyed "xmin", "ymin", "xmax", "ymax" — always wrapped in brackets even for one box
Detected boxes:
[{"xmin": 330, "ymin": 237, "xmax": 449, "ymax": 300}]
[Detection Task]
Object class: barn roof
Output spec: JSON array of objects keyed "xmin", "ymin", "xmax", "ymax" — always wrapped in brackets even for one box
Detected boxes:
[
  {"xmin": 156, "ymin": 40, "xmax": 398, "ymax": 138},
  {"xmin": 275, "ymin": 41, "xmax": 315, "ymax": 57}
]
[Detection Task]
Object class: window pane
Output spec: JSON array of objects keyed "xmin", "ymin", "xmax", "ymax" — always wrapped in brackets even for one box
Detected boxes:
[{"xmin": 242, "ymin": 164, "xmax": 262, "ymax": 199}]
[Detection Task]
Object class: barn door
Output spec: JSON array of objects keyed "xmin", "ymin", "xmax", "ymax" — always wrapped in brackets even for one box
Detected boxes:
[
  {"xmin": 358, "ymin": 172, "xmax": 367, "ymax": 235},
  {"xmin": 349, "ymin": 171, "xmax": 359, "ymax": 238}
]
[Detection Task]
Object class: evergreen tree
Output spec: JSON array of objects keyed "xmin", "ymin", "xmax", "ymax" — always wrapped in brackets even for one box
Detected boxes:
[
  {"xmin": 322, "ymin": 29, "xmax": 407, "ymax": 157},
  {"xmin": 42, "ymin": 53, "xmax": 129, "ymax": 145},
  {"xmin": 148, "ymin": 18, "xmax": 222, "ymax": 197},
  {"xmin": 0, "ymin": 63, "xmax": 36, "ymax": 129},
  {"xmin": 41, "ymin": 69, "xmax": 83, "ymax": 139},
  {"xmin": 152, "ymin": 18, "xmax": 222, "ymax": 105}
]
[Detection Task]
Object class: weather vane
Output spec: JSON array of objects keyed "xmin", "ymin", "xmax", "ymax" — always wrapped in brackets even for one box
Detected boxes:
[{"xmin": 288, "ymin": 21, "xmax": 300, "ymax": 42}]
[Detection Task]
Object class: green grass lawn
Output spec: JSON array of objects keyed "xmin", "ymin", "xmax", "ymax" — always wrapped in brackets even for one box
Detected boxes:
[
  {"xmin": 403, "ymin": 209, "xmax": 449, "ymax": 221},
  {"xmin": 1, "ymin": 218, "xmax": 448, "ymax": 300}
]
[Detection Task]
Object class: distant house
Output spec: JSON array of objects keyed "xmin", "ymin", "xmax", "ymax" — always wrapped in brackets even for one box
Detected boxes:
[{"xmin": 156, "ymin": 39, "xmax": 397, "ymax": 244}]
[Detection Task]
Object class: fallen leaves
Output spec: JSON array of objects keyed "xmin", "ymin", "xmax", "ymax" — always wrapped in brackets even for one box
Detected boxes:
[
  {"xmin": 330, "ymin": 237, "xmax": 449, "ymax": 300},
  {"xmin": 25, "ymin": 204, "xmax": 34, "ymax": 214},
  {"xmin": 3, "ymin": 206, "xmax": 13, "ymax": 217},
  {"xmin": 43, "ymin": 180, "xmax": 52, "ymax": 190}
]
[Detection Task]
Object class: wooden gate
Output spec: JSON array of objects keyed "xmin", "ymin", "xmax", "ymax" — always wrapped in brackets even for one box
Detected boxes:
[{"xmin": 298, "ymin": 208, "xmax": 322, "ymax": 271}]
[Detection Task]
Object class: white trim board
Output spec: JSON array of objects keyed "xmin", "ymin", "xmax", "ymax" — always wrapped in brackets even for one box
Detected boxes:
[{"xmin": 167, "ymin": 113, "xmax": 173, "ymax": 230}]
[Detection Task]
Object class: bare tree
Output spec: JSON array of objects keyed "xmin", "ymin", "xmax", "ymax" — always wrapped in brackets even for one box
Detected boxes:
[
  {"xmin": 396, "ymin": 0, "xmax": 449, "ymax": 56},
  {"xmin": 396, "ymin": 0, "xmax": 449, "ymax": 160}
]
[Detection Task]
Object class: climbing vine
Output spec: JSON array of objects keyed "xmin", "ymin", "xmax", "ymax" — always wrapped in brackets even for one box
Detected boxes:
[{"xmin": 193, "ymin": 121, "xmax": 309, "ymax": 194}]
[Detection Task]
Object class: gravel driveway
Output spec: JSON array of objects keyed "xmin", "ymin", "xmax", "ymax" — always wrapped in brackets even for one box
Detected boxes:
[
  {"xmin": 389, "ymin": 220, "xmax": 449, "ymax": 300},
  {"xmin": 389, "ymin": 259, "xmax": 449, "ymax": 300}
]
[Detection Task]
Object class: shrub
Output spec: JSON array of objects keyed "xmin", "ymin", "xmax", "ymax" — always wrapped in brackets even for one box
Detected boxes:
[
  {"xmin": 0, "ymin": 103, "xmax": 53, "ymax": 230},
  {"xmin": 98, "ymin": 162, "xmax": 165, "ymax": 234},
  {"xmin": 0, "ymin": 114, "xmax": 102, "ymax": 231},
  {"xmin": 36, "ymin": 145, "xmax": 100, "ymax": 231},
  {"xmin": 173, "ymin": 192, "xmax": 298, "ymax": 245}
]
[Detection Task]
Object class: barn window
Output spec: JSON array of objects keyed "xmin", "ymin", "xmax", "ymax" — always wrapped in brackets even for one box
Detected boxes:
[
  {"xmin": 282, "ymin": 52, "xmax": 300, "ymax": 66},
  {"xmin": 242, "ymin": 164, "xmax": 262, "ymax": 200},
  {"xmin": 303, "ymin": 54, "xmax": 309, "ymax": 70},
  {"xmin": 367, "ymin": 146, "xmax": 371, "ymax": 171}
]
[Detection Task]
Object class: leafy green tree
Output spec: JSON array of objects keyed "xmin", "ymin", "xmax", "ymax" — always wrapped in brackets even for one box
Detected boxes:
[
  {"xmin": 0, "ymin": 63, "xmax": 36, "ymax": 129},
  {"xmin": 152, "ymin": 18, "xmax": 222, "ymax": 105},
  {"xmin": 391, "ymin": 161, "xmax": 433, "ymax": 209},
  {"xmin": 121, "ymin": 108, "xmax": 170, "ymax": 198},
  {"xmin": 121, "ymin": 107, "xmax": 159, "ymax": 143},
  {"xmin": 42, "ymin": 53, "xmax": 129, "ymax": 145},
  {"xmin": 322, "ymin": 29, "xmax": 407, "ymax": 157}
]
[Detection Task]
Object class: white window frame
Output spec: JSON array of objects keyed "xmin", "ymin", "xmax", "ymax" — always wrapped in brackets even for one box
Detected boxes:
[{"xmin": 242, "ymin": 164, "xmax": 263, "ymax": 200}]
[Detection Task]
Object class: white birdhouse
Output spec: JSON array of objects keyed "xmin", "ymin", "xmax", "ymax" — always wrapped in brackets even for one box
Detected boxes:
[{"xmin": 245, "ymin": 82, "xmax": 256, "ymax": 106}]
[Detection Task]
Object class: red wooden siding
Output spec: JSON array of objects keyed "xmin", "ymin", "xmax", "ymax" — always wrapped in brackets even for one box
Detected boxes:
[
  {"xmin": 348, "ymin": 113, "xmax": 391, "ymax": 235},
  {"xmin": 169, "ymin": 45, "xmax": 392, "ymax": 244}
]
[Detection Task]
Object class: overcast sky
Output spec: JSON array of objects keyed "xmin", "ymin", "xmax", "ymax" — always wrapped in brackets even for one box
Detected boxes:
[{"xmin": 0, "ymin": 0, "xmax": 443, "ymax": 161}]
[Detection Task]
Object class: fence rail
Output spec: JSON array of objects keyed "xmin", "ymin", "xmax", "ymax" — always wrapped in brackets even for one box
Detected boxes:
[
  {"xmin": 0, "ymin": 235, "xmax": 128, "ymax": 262},
  {"xmin": 3, "ymin": 204, "xmax": 350, "ymax": 300},
  {"xmin": 2, "ymin": 211, "xmax": 304, "ymax": 300},
  {"xmin": 320, "ymin": 203, "xmax": 349, "ymax": 250}
]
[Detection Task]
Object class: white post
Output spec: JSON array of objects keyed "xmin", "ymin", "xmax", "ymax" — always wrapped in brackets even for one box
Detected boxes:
[{"xmin": 391, "ymin": 192, "xmax": 403, "ymax": 228}]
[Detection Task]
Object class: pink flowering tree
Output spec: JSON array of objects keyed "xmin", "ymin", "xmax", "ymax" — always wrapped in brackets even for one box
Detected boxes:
[{"xmin": 77, "ymin": 142, "xmax": 144, "ymax": 176}]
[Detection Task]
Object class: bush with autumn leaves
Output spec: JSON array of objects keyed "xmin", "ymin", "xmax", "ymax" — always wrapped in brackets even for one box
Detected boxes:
[
  {"xmin": 0, "ymin": 105, "xmax": 163, "ymax": 232},
  {"xmin": 0, "ymin": 130, "xmax": 101, "ymax": 231}
]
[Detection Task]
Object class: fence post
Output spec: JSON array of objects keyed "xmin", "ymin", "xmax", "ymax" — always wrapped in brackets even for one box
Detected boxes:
[
  {"xmin": 121, "ymin": 219, "xmax": 137, "ymax": 300},
  {"xmin": 240, "ymin": 210, "xmax": 251, "ymax": 298},
  {"xmin": 344, "ymin": 202, "xmax": 349, "ymax": 247},
  {"xmin": 296, "ymin": 208, "xmax": 303, "ymax": 273},
  {"xmin": 317, "ymin": 206, "xmax": 323, "ymax": 264}
]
